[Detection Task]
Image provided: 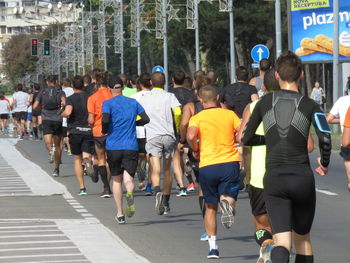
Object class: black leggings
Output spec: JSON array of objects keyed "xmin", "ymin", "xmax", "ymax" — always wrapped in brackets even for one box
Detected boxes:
[{"xmin": 264, "ymin": 164, "xmax": 316, "ymax": 235}]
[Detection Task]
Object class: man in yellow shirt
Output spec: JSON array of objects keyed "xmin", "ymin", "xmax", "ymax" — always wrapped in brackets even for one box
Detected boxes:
[{"xmin": 187, "ymin": 84, "xmax": 241, "ymax": 259}]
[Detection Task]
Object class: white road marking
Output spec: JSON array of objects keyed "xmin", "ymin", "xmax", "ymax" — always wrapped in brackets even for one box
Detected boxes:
[{"xmin": 316, "ymin": 188, "xmax": 338, "ymax": 196}]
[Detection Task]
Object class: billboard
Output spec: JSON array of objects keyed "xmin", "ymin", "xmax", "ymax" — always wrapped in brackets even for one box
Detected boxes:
[{"xmin": 290, "ymin": 0, "xmax": 350, "ymax": 62}]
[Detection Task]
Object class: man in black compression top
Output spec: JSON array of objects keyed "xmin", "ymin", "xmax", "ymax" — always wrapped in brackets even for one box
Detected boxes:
[{"xmin": 242, "ymin": 51, "xmax": 331, "ymax": 263}]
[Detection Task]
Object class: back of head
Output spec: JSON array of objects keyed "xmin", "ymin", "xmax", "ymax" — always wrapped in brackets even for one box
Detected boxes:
[
  {"xmin": 276, "ymin": 51, "xmax": 302, "ymax": 83},
  {"xmin": 62, "ymin": 78, "xmax": 72, "ymax": 88},
  {"xmin": 173, "ymin": 70, "xmax": 186, "ymax": 85},
  {"xmin": 72, "ymin": 75, "xmax": 84, "ymax": 90},
  {"xmin": 151, "ymin": 72, "xmax": 165, "ymax": 88},
  {"xmin": 118, "ymin": 74, "xmax": 127, "ymax": 86},
  {"xmin": 264, "ymin": 68, "xmax": 280, "ymax": 92},
  {"xmin": 194, "ymin": 75, "xmax": 211, "ymax": 92},
  {"xmin": 91, "ymin": 68, "xmax": 101, "ymax": 81},
  {"xmin": 16, "ymin": 84, "xmax": 23, "ymax": 91},
  {"xmin": 183, "ymin": 76, "xmax": 193, "ymax": 90},
  {"xmin": 198, "ymin": 84, "xmax": 218, "ymax": 103},
  {"xmin": 236, "ymin": 66, "xmax": 249, "ymax": 82},
  {"xmin": 0, "ymin": 93, "xmax": 4, "ymax": 100},
  {"xmin": 108, "ymin": 76, "xmax": 124, "ymax": 91},
  {"xmin": 96, "ymin": 72, "xmax": 109, "ymax": 87},
  {"xmin": 206, "ymin": 70, "xmax": 218, "ymax": 85},
  {"xmin": 46, "ymin": 75, "xmax": 57, "ymax": 85},
  {"xmin": 139, "ymin": 73, "xmax": 152, "ymax": 89},
  {"xmin": 193, "ymin": 70, "xmax": 205, "ymax": 81},
  {"xmin": 259, "ymin": 59, "xmax": 272, "ymax": 72},
  {"xmin": 83, "ymin": 74, "xmax": 92, "ymax": 86},
  {"xmin": 129, "ymin": 74, "xmax": 139, "ymax": 86},
  {"xmin": 34, "ymin": 83, "xmax": 41, "ymax": 91}
]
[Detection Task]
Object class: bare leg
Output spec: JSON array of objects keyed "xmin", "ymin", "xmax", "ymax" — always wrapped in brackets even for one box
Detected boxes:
[
  {"xmin": 53, "ymin": 135, "xmax": 62, "ymax": 168},
  {"xmin": 163, "ymin": 158, "xmax": 172, "ymax": 195},
  {"xmin": 205, "ymin": 203, "xmax": 218, "ymax": 236},
  {"xmin": 73, "ymin": 155, "xmax": 85, "ymax": 189},
  {"xmin": 112, "ymin": 175, "xmax": 123, "ymax": 216},
  {"xmin": 343, "ymin": 160, "xmax": 350, "ymax": 191},
  {"xmin": 43, "ymin": 134, "xmax": 53, "ymax": 151},
  {"xmin": 150, "ymin": 156, "xmax": 161, "ymax": 188},
  {"xmin": 123, "ymin": 170, "xmax": 135, "ymax": 193},
  {"xmin": 172, "ymin": 149, "xmax": 185, "ymax": 188}
]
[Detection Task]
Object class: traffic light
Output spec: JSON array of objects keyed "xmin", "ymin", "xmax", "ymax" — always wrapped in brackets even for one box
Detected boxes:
[
  {"xmin": 43, "ymin": 39, "xmax": 50, "ymax": 56},
  {"xmin": 31, "ymin": 39, "xmax": 38, "ymax": 56}
]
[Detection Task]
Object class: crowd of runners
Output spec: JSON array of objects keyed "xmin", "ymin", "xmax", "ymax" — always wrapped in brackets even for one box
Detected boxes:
[{"xmin": 2, "ymin": 50, "xmax": 350, "ymax": 263}]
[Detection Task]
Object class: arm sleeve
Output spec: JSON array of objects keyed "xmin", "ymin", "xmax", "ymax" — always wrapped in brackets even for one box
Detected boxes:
[
  {"xmin": 35, "ymin": 91, "xmax": 42, "ymax": 102},
  {"xmin": 136, "ymin": 111, "xmax": 150, "ymax": 126},
  {"xmin": 312, "ymin": 104, "xmax": 332, "ymax": 168},
  {"xmin": 173, "ymin": 106, "xmax": 182, "ymax": 131},
  {"xmin": 241, "ymin": 101, "xmax": 265, "ymax": 146},
  {"xmin": 101, "ymin": 101, "xmax": 110, "ymax": 134}
]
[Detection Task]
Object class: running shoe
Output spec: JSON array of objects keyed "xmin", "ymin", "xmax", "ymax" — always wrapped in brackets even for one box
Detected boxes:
[
  {"xmin": 82, "ymin": 158, "xmax": 94, "ymax": 178},
  {"xmin": 48, "ymin": 148, "xmax": 55, "ymax": 164},
  {"xmin": 155, "ymin": 192, "xmax": 165, "ymax": 215},
  {"xmin": 164, "ymin": 206, "xmax": 170, "ymax": 215},
  {"xmin": 91, "ymin": 168, "xmax": 99, "ymax": 183},
  {"xmin": 177, "ymin": 188, "xmax": 187, "ymax": 196},
  {"xmin": 145, "ymin": 183, "xmax": 153, "ymax": 196},
  {"xmin": 257, "ymin": 239, "xmax": 274, "ymax": 263},
  {"xmin": 125, "ymin": 192, "xmax": 136, "ymax": 218},
  {"xmin": 78, "ymin": 188, "xmax": 87, "ymax": 196},
  {"xmin": 219, "ymin": 200, "xmax": 235, "ymax": 229},
  {"xmin": 187, "ymin": 182, "xmax": 196, "ymax": 192},
  {"xmin": 200, "ymin": 232, "xmax": 209, "ymax": 241},
  {"xmin": 138, "ymin": 182, "xmax": 146, "ymax": 191},
  {"xmin": 67, "ymin": 149, "xmax": 72, "ymax": 156},
  {"xmin": 207, "ymin": 249, "xmax": 219, "ymax": 259},
  {"xmin": 52, "ymin": 167, "xmax": 59, "ymax": 177},
  {"xmin": 115, "ymin": 215, "xmax": 126, "ymax": 224},
  {"xmin": 100, "ymin": 188, "xmax": 112, "ymax": 198}
]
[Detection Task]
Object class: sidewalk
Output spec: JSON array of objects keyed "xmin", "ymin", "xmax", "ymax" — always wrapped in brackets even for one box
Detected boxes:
[{"xmin": 0, "ymin": 138, "xmax": 149, "ymax": 263}]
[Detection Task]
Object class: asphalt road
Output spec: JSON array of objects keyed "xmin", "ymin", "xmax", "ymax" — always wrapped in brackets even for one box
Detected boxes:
[{"xmin": 3, "ymin": 137, "xmax": 350, "ymax": 262}]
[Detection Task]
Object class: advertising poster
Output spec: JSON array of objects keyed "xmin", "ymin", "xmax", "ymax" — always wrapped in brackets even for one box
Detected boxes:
[{"xmin": 290, "ymin": 0, "xmax": 350, "ymax": 62}]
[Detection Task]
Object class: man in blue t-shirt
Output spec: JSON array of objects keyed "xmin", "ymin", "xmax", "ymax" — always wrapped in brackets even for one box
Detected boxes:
[{"xmin": 102, "ymin": 76, "xmax": 150, "ymax": 224}]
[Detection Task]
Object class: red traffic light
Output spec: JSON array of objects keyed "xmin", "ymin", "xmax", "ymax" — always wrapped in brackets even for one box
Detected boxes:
[{"xmin": 32, "ymin": 39, "xmax": 37, "ymax": 45}]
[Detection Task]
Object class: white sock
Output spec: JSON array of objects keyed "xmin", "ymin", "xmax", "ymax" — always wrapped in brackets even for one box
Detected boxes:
[{"xmin": 208, "ymin": 235, "xmax": 217, "ymax": 250}]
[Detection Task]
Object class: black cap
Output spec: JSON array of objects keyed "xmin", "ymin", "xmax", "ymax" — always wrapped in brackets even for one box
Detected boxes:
[{"xmin": 108, "ymin": 76, "xmax": 124, "ymax": 89}]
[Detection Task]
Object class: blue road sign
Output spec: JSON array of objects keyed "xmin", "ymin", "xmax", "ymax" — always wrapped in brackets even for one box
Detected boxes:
[
  {"xmin": 251, "ymin": 44, "xmax": 270, "ymax": 63},
  {"xmin": 152, "ymin": 65, "xmax": 165, "ymax": 73}
]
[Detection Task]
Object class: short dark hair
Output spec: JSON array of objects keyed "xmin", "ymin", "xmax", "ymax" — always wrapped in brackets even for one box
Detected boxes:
[
  {"xmin": 62, "ymin": 78, "xmax": 71, "ymax": 87},
  {"xmin": 16, "ymin": 84, "xmax": 23, "ymax": 91},
  {"xmin": 72, "ymin": 75, "xmax": 84, "ymax": 90},
  {"xmin": 118, "ymin": 74, "xmax": 127, "ymax": 85},
  {"xmin": 198, "ymin": 84, "xmax": 218, "ymax": 103},
  {"xmin": 194, "ymin": 70, "xmax": 205, "ymax": 81},
  {"xmin": 183, "ymin": 76, "xmax": 192, "ymax": 90},
  {"xmin": 264, "ymin": 68, "xmax": 280, "ymax": 92},
  {"xmin": 236, "ymin": 66, "xmax": 249, "ymax": 82},
  {"xmin": 206, "ymin": 70, "xmax": 218, "ymax": 85},
  {"xmin": 34, "ymin": 83, "xmax": 40, "ymax": 91},
  {"xmin": 173, "ymin": 70, "xmax": 186, "ymax": 85},
  {"xmin": 276, "ymin": 51, "xmax": 303, "ymax": 83},
  {"xmin": 151, "ymin": 72, "xmax": 165, "ymax": 87},
  {"xmin": 83, "ymin": 74, "xmax": 92, "ymax": 86},
  {"xmin": 96, "ymin": 72, "xmax": 109, "ymax": 87},
  {"xmin": 91, "ymin": 68, "xmax": 101, "ymax": 80},
  {"xmin": 194, "ymin": 75, "xmax": 211, "ymax": 92},
  {"xmin": 139, "ymin": 73, "xmax": 152, "ymax": 89},
  {"xmin": 46, "ymin": 75, "xmax": 57, "ymax": 84},
  {"xmin": 108, "ymin": 76, "xmax": 124, "ymax": 90},
  {"xmin": 129, "ymin": 74, "xmax": 139, "ymax": 85},
  {"xmin": 259, "ymin": 59, "xmax": 272, "ymax": 72}
]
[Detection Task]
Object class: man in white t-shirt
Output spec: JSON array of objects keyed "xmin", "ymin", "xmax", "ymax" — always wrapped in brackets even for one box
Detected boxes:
[
  {"xmin": 62, "ymin": 78, "xmax": 74, "ymax": 155},
  {"xmin": 12, "ymin": 84, "xmax": 29, "ymax": 139}
]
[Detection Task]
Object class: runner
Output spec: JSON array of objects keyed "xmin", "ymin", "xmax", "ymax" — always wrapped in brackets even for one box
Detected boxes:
[
  {"xmin": 187, "ymin": 84, "xmax": 241, "ymax": 259},
  {"xmin": 84, "ymin": 68, "xmax": 100, "ymax": 96},
  {"xmin": 130, "ymin": 73, "xmax": 152, "ymax": 194},
  {"xmin": 341, "ymin": 106, "xmax": 350, "ymax": 191},
  {"xmin": 0, "ymin": 93, "xmax": 10, "ymax": 134},
  {"xmin": 139, "ymin": 72, "xmax": 182, "ymax": 215},
  {"xmin": 29, "ymin": 84, "xmax": 42, "ymax": 140},
  {"xmin": 249, "ymin": 59, "xmax": 272, "ymax": 98},
  {"xmin": 62, "ymin": 78, "xmax": 74, "ymax": 155},
  {"xmin": 242, "ymin": 51, "xmax": 331, "ymax": 263},
  {"xmin": 123, "ymin": 74, "xmax": 138, "ymax": 98},
  {"xmin": 11, "ymin": 84, "xmax": 29, "ymax": 139},
  {"xmin": 102, "ymin": 76, "xmax": 150, "ymax": 224},
  {"xmin": 87, "ymin": 72, "xmax": 113, "ymax": 197},
  {"xmin": 61, "ymin": 75, "xmax": 94, "ymax": 195},
  {"xmin": 33, "ymin": 75, "xmax": 66, "ymax": 177}
]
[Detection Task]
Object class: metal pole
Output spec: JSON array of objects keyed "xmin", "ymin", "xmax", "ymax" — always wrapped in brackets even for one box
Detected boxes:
[
  {"xmin": 162, "ymin": 0, "xmax": 168, "ymax": 89},
  {"xmin": 333, "ymin": 0, "xmax": 339, "ymax": 103},
  {"xmin": 82, "ymin": 11, "xmax": 86, "ymax": 75},
  {"xmin": 194, "ymin": 0, "xmax": 200, "ymax": 71},
  {"xmin": 120, "ymin": 0, "xmax": 125, "ymax": 74},
  {"xmin": 103, "ymin": 7, "xmax": 107, "ymax": 71},
  {"xmin": 275, "ymin": 0, "xmax": 282, "ymax": 58},
  {"xmin": 57, "ymin": 17, "xmax": 61, "ymax": 81},
  {"xmin": 136, "ymin": 0, "xmax": 141, "ymax": 75},
  {"xmin": 229, "ymin": 0, "xmax": 235, "ymax": 83},
  {"xmin": 90, "ymin": 0, "xmax": 94, "ymax": 70},
  {"xmin": 51, "ymin": 28, "xmax": 54, "ymax": 76}
]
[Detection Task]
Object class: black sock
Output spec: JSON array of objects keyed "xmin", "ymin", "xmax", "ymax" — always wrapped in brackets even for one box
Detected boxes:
[
  {"xmin": 271, "ymin": 246, "xmax": 290, "ymax": 263},
  {"xmin": 254, "ymin": 229, "xmax": 273, "ymax": 246},
  {"xmin": 186, "ymin": 174, "xmax": 194, "ymax": 184},
  {"xmin": 98, "ymin": 166, "xmax": 109, "ymax": 189},
  {"xmin": 295, "ymin": 254, "xmax": 314, "ymax": 263},
  {"xmin": 153, "ymin": 186, "xmax": 161, "ymax": 193},
  {"xmin": 198, "ymin": 196, "xmax": 206, "ymax": 218},
  {"xmin": 163, "ymin": 195, "xmax": 170, "ymax": 206},
  {"xmin": 38, "ymin": 124, "xmax": 43, "ymax": 138},
  {"xmin": 33, "ymin": 127, "xmax": 38, "ymax": 138},
  {"xmin": 93, "ymin": 164, "xmax": 99, "ymax": 174}
]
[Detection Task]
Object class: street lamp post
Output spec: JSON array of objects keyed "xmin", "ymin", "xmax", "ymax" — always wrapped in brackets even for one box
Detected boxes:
[
  {"xmin": 229, "ymin": 0, "xmax": 235, "ymax": 83},
  {"xmin": 162, "ymin": 0, "xmax": 168, "ymax": 88}
]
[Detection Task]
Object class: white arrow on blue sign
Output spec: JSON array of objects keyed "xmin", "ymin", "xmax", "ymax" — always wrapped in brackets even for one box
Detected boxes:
[
  {"xmin": 152, "ymin": 65, "xmax": 165, "ymax": 73},
  {"xmin": 251, "ymin": 44, "xmax": 270, "ymax": 63}
]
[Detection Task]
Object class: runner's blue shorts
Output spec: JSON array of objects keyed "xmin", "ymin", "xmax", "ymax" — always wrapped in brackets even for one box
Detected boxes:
[{"xmin": 199, "ymin": 161, "xmax": 240, "ymax": 204}]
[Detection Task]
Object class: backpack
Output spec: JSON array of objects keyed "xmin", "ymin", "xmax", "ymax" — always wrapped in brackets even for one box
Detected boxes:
[{"xmin": 41, "ymin": 86, "xmax": 62, "ymax": 110}]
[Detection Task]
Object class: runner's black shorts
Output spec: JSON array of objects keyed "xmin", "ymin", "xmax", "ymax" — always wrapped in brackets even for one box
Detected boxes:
[
  {"xmin": 264, "ymin": 164, "xmax": 316, "ymax": 235},
  {"xmin": 94, "ymin": 136, "xmax": 107, "ymax": 149},
  {"xmin": 137, "ymin": 138, "xmax": 146, "ymax": 154},
  {"xmin": 42, "ymin": 120, "xmax": 63, "ymax": 136},
  {"xmin": 199, "ymin": 161, "xmax": 240, "ymax": 204},
  {"xmin": 106, "ymin": 150, "xmax": 138, "ymax": 177},
  {"xmin": 14, "ymin": 111, "xmax": 27, "ymax": 121},
  {"xmin": 69, "ymin": 134, "xmax": 94, "ymax": 155},
  {"xmin": 248, "ymin": 184, "xmax": 267, "ymax": 216},
  {"xmin": 32, "ymin": 109, "xmax": 41, "ymax": 117},
  {"xmin": 0, "ymin": 114, "xmax": 9, "ymax": 120},
  {"xmin": 62, "ymin": 127, "xmax": 68, "ymax": 137}
]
